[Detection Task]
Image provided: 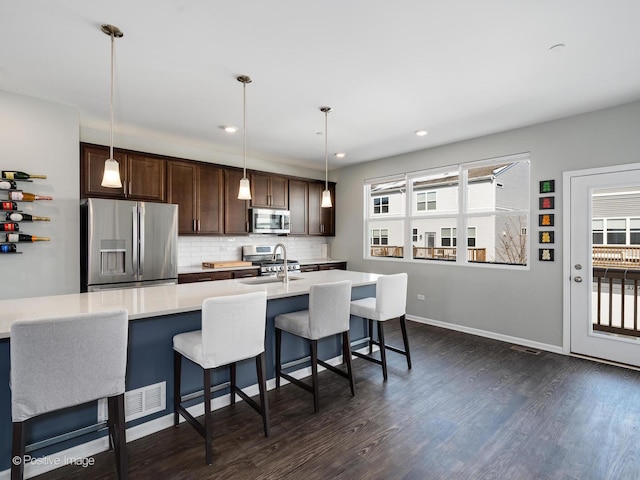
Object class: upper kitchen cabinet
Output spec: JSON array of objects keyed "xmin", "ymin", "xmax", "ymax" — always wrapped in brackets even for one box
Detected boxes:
[
  {"xmin": 167, "ymin": 160, "xmax": 223, "ymax": 235},
  {"xmin": 250, "ymin": 172, "xmax": 288, "ymax": 209},
  {"xmin": 224, "ymin": 168, "xmax": 249, "ymax": 235},
  {"xmin": 288, "ymin": 179, "xmax": 308, "ymax": 235},
  {"xmin": 308, "ymin": 181, "xmax": 335, "ymax": 236},
  {"xmin": 80, "ymin": 143, "xmax": 166, "ymax": 202}
]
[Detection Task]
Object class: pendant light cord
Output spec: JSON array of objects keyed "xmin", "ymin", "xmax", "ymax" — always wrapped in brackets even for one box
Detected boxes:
[
  {"xmin": 324, "ymin": 109, "xmax": 328, "ymax": 189},
  {"xmin": 109, "ymin": 32, "xmax": 115, "ymax": 161},
  {"xmin": 243, "ymin": 80, "xmax": 247, "ymax": 178}
]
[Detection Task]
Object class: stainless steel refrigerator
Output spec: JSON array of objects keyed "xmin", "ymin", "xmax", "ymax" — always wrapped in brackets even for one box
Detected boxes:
[{"xmin": 81, "ymin": 198, "xmax": 178, "ymax": 292}]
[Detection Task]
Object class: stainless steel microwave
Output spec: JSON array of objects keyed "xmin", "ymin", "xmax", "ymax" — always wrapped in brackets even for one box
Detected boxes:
[{"xmin": 250, "ymin": 208, "xmax": 291, "ymax": 234}]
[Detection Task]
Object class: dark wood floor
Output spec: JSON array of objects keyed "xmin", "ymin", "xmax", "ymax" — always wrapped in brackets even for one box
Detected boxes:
[{"xmin": 36, "ymin": 321, "xmax": 640, "ymax": 480}]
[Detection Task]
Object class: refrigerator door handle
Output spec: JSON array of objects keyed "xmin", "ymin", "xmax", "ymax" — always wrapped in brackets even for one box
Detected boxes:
[
  {"xmin": 139, "ymin": 204, "xmax": 145, "ymax": 277},
  {"xmin": 132, "ymin": 205, "xmax": 138, "ymax": 279}
]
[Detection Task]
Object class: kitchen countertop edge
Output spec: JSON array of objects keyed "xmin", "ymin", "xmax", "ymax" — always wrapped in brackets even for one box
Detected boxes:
[{"xmin": 0, "ymin": 270, "xmax": 378, "ymax": 339}]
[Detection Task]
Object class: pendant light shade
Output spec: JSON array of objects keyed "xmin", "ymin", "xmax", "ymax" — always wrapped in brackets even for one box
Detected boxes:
[
  {"xmin": 320, "ymin": 106, "xmax": 333, "ymax": 208},
  {"xmin": 100, "ymin": 24, "xmax": 123, "ymax": 188},
  {"xmin": 237, "ymin": 75, "xmax": 252, "ymax": 200}
]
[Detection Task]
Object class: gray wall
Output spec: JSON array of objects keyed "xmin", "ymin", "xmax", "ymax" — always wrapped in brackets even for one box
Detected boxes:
[
  {"xmin": 331, "ymin": 99, "xmax": 640, "ymax": 349},
  {"xmin": 0, "ymin": 91, "xmax": 80, "ymax": 300}
]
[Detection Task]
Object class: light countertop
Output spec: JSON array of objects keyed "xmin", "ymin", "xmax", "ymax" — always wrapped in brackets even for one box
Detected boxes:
[{"xmin": 0, "ymin": 270, "xmax": 378, "ymax": 339}]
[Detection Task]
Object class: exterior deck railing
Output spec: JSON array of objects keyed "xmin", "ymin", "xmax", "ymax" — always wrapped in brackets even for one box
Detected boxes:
[
  {"xmin": 369, "ymin": 246, "xmax": 486, "ymax": 261},
  {"xmin": 593, "ymin": 245, "xmax": 640, "ymax": 268},
  {"xmin": 592, "ymin": 267, "xmax": 640, "ymax": 338}
]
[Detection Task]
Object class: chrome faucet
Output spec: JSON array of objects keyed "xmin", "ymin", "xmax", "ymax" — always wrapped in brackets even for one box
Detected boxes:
[{"xmin": 273, "ymin": 243, "xmax": 288, "ymax": 283}]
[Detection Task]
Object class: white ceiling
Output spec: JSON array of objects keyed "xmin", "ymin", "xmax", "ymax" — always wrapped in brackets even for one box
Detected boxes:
[{"xmin": 2, "ymin": 1, "xmax": 640, "ymax": 171}]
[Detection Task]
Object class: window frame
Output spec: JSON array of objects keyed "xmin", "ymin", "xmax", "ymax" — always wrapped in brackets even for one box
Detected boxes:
[{"xmin": 364, "ymin": 153, "xmax": 530, "ymax": 269}]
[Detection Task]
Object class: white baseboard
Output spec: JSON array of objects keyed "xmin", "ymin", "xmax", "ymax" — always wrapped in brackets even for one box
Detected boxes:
[
  {"xmin": 407, "ymin": 314, "xmax": 564, "ymax": 355},
  {"xmin": 1, "ymin": 346, "xmax": 369, "ymax": 480}
]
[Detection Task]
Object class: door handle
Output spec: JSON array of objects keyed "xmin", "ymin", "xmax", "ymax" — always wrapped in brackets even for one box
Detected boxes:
[{"xmin": 574, "ymin": 276, "xmax": 583, "ymax": 283}]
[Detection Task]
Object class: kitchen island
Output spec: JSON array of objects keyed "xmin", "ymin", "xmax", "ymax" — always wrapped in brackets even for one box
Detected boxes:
[{"xmin": 0, "ymin": 270, "xmax": 378, "ymax": 476}]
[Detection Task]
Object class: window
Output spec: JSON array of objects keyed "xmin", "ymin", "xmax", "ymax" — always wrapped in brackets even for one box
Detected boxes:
[
  {"xmin": 592, "ymin": 219, "xmax": 604, "ymax": 245},
  {"xmin": 607, "ymin": 219, "xmax": 626, "ymax": 245},
  {"xmin": 631, "ymin": 219, "xmax": 640, "ymax": 245},
  {"xmin": 373, "ymin": 196, "xmax": 389, "ymax": 214},
  {"xmin": 416, "ymin": 192, "xmax": 436, "ymax": 211},
  {"xmin": 467, "ymin": 227, "xmax": 476, "ymax": 247},
  {"xmin": 371, "ymin": 229, "xmax": 389, "ymax": 245},
  {"xmin": 427, "ymin": 192, "xmax": 436, "ymax": 210},
  {"xmin": 441, "ymin": 227, "xmax": 457, "ymax": 247},
  {"xmin": 365, "ymin": 153, "xmax": 530, "ymax": 268}
]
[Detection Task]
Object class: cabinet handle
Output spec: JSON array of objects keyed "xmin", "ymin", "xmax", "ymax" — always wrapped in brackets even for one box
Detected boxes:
[
  {"xmin": 192, "ymin": 219, "xmax": 197, "ymax": 232},
  {"xmin": 197, "ymin": 277, "xmax": 213, "ymax": 282},
  {"xmin": 197, "ymin": 219, "xmax": 201, "ymax": 231},
  {"xmin": 237, "ymin": 273, "xmax": 254, "ymax": 278}
]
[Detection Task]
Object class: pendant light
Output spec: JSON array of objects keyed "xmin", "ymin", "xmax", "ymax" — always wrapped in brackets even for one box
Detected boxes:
[
  {"xmin": 100, "ymin": 24, "xmax": 124, "ymax": 188},
  {"xmin": 320, "ymin": 106, "xmax": 333, "ymax": 208},
  {"xmin": 237, "ymin": 75, "xmax": 252, "ymax": 200}
]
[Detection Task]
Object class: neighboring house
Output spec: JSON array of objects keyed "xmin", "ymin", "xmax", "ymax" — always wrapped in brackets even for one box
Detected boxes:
[{"xmin": 368, "ymin": 162, "xmax": 529, "ymax": 263}]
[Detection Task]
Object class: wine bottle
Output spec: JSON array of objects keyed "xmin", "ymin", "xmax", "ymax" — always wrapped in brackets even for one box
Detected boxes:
[
  {"xmin": 0, "ymin": 243, "xmax": 17, "ymax": 253},
  {"xmin": 7, "ymin": 191, "xmax": 53, "ymax": 202},
  {"xmin": 5, "ymin": 212, "xmax": 50, "ymax": 222},
  {"xmin": 0, "ymin": 180, "xmax": 17, "ymax": 190},
  {"xmin": 2, "ymin": 171, "xmax": 47, "ymax": 180},
  {"xmin": 5, "ymin": 233, "xmax": 50, "ymax": 242},
  {"xmin": 0, "ymin": 223, "xmax": 19, "ymax": 232},
  {"xmin": 1, "ymin": 201, "xmax": 18, "ymax": 211}
]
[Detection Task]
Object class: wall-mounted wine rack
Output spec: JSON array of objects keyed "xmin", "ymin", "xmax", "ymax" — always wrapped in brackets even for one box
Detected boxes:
[{"xmin": 1, "ymin": 171, "xmax": 51, "ymax": 254}]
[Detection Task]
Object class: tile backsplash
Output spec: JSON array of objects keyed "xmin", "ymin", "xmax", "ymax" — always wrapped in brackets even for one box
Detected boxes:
[{"xmin": 178, "ymin": 235, "xmax": 329, "ymax": 267}]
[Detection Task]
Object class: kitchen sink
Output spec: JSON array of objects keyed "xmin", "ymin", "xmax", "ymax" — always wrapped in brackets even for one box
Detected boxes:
[{"xmin": 239, "ymin": 276, "xmax": 303, "ymax": 285}]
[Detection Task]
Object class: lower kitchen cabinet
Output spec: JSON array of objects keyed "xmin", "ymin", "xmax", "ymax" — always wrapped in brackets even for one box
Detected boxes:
[
  {"xmin": 178, "ymin": 268, "xmax": 259, "ymax": 283},
  {"xmin": 300, "ymin": 262, "xmax": 347, "ymax": 272}
]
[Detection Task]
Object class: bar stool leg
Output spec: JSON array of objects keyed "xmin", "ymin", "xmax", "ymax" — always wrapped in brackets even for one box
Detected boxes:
[
  {"xmin": 377, "ymin": 321, "xmax": 388, "ymax": 381},
  {"xmin": 113, "ymin": 393, "xmax": 127, "ymax": 480},
  {"xmin": 11, "ymin": 421, "xmax": 25, "ymax": 480},
  {"xmin": 368, "ymin": 318, "xmax": 374, "ymax": 354},
  {"xmin": 230, "ymin": 362, "xmax": 237, "ymax": 405},
  {"xmin": 275, "ymin": 328, "xmax": 282, "ymax": 389},
  {"xmin": 399, "ymin": 314, "xmax": 412, "ymax": 369},
  {"xmin": 343, "ymin": 331, "xmax": 356, "ymax": 396},
  {"xmin": 203, "ymin": 368, "xmax": 213, "ymax": 465},
  {"xmin": 173, "ymin": 350, "xmax": 182, "ymax": 427},
  {"xmin": 256, "ymin": 352, "xmax": 270, "ymax": 437},
  {"xmin": 310, "ymin": 340, "xmax": 320, "ymax": 413}
]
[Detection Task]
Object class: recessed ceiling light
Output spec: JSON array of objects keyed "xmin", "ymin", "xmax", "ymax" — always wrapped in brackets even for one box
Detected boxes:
[
  {"xmin": 222, "ymin": 126, "xmax": 238, "ymax": 133},
  {"xmin": 335, "ymin": 152, "xmax": 346, "ymax": 158},
  {"xmin": 549, "ymin": 43, "xmax": 565, "ymax": 53},
  {"xmin": 415, "ymin": 130, "xmax": 428, "ymax": 137}
]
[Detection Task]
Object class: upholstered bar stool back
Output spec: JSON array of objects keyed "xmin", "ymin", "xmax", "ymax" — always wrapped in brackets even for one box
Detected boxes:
[
  {"xmin": 275, "ymin": 280, "xmax": 355, "ymax": 413},
  {"xmin": 350, "ymin": 273, "xmax": 411, "ymax": 380},
  {"xmin": 173, "ymin": 291, "xmax": 269, "ymax": 465},
  {"xmin": 10, "ymin": 309, "xmax": 129, "ymax": 480}
]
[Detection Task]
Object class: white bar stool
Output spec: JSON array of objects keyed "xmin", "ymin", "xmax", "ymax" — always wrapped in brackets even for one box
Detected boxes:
[
  {"xmin": 350, "ymin": 273, "xmax": 411, "ymax": 380},
  {"xmin": 10, "ymin": 309, "xmax": 129, "ymax": 480},
  {"xmin": 275, "ymin": 280, "xmax": 355, "ymax": 413},
  {"xmin": 173, "ymin": 291, "xmax": 269, "ymax": 465}
]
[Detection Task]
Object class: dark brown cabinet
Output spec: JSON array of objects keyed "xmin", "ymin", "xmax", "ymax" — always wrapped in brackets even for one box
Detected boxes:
[
  {"xmin": 250, "ymin": 172, "xmax": 288, "ymax": 209},
  {"xmin": 308, "ymin": 181, "xmax": 335, "ymax": 236},
  {"xmin": 178, "ymin": 268, "xmax": 259, "ymax": 283},
  {"xmin": 80, "ymin": 143, "xmax": 166, "ymax": 202},
  {"xmin": 224, "ymin": 168, "xmax": 249, "ymax": 235},
  {"xmin": 178, "ymin": 271, "xmax": 233, "ymax": 283},
  {"xmin": 318, "ymin": 262, "xmax": 347, "ymax": 271},
  {"xmin": 299, "ymin": 264, "xmax": 319, "ymax": 273},
  {"xmin": 288, "ymin": 179, "xmax": 308, "ymax": 235},
  {"xmin": 167, "ymin": 161, "xmax": 223, "ymax": 235}
]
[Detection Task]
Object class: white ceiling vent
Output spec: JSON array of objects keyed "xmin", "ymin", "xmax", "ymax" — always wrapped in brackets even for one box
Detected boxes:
[{"xmin": 98, "ymin": 381, "xmax": 166, "ymax": 423}]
